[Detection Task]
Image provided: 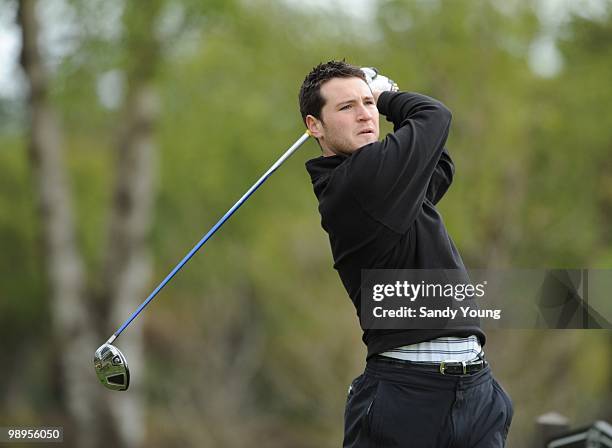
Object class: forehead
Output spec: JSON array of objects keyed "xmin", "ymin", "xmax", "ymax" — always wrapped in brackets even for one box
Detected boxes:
[{"xmin": 320, "ymin": 77, "xmax": 371, "ymax": 105}]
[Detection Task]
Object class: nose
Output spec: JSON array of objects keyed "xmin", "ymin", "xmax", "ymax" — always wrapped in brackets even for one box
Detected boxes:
[{"xmin": 356, "ymin": 103, "xmax": 373, "ymax": 121}]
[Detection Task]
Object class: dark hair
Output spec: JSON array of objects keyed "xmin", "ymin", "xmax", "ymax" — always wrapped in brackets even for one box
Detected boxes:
[{"xmin": 298, "ymin": 60, "xmax": 366, "ymax": 124}]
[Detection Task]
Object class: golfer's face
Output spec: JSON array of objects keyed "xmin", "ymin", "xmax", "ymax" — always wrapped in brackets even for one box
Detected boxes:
[{"xmin": 317, "ymin": 77, "xmax": 380, "ymax": 156}]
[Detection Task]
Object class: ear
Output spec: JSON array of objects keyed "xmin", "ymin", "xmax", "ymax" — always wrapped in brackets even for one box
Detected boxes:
[{"xmin": 305, "ymin": 115, "xmax": 324, "ymax": 139}]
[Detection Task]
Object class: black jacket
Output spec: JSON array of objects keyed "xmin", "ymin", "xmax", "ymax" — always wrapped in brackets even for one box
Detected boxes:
[{"xmin": 305, "ymin": 91, "xmax": 486, "ymax": 359}]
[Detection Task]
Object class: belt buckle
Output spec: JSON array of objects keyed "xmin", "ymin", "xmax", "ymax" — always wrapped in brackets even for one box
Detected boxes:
[{"xmin": 439, "ymin": 360, "xmax": 466, "ymax": 375}]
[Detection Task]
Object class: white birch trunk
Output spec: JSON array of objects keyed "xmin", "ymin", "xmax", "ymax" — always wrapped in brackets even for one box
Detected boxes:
[
  {"xmin": 101, "ymin": 84, "xmax": 158, "ymax": 448},
  {"xmin": 98, "ymin": 2, "xmax": 162, "ymax": 444},
  {"xmin": 17, "ymin": 1, "xmax": 100, "ymax": 447}
]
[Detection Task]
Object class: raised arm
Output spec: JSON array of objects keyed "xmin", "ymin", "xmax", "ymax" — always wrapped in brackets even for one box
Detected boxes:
[
  {"xmin": 348, "ymin": 90, "xmax": 452, "ymax": 233},
  {"xmin": 426, "ymin": 147, "xmax": 454, "ymax": 205}
]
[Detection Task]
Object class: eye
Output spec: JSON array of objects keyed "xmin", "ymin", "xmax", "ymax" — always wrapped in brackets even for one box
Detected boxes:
[{"xmin": 340, "ymin": 104, "xmax": 352, "ymax": 110}]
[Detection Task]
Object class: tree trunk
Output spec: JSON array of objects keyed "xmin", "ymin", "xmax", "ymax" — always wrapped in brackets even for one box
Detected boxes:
[
  {"xmin": 99, "ymin": 84, "xmax": 159, "ymax": 448},
  {"xmin": 17, "ymin": 1, "xmax": 100, "ymax": 446},
  {"xmin": 98, "ymin": 2, "xmax": 162, "ymax": 446}
]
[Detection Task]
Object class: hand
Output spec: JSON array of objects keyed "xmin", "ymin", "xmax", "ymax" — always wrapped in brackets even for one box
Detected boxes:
[{"xmin": 361, "ymin": 67, "xmax": 399, "ymax": 93}]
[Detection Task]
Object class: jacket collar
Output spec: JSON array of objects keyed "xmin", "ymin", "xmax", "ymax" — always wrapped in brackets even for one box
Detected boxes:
[
  {"xmin": 305, "ymin": 154, "xmax": 347, "ymax": 196},
  {"xmin": 305, "ymin": 154, "xmax": 346, "ymax": 183}
]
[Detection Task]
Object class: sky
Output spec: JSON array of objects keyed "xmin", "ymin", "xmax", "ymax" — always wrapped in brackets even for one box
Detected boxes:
[
  {"xmin": 0, "ymin": 1, "xmax": 21, "ymax": 98},
  {"xmin": 0, "ymin": 0, "xmax": 608, "ymax": 100}
]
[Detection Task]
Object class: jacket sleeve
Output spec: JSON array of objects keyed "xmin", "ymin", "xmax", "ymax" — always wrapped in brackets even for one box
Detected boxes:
[
  {"xmin": 347, "ymin": 91, "xmax": 452, "ymax": 234},
  {"xmin": 426, "ymin": 147, "xmax": 454, "ymax": 205}
]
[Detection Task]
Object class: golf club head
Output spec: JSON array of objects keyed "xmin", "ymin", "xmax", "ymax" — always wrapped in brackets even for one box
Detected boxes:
[{"xmin": 94, "ymin": 343, "xmax": 130, "ymax": 391}]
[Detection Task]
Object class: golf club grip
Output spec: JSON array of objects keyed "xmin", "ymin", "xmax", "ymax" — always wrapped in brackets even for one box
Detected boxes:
[{"xmin": 109, "ymin": 131, "xmax": 311, "ymax": 341}]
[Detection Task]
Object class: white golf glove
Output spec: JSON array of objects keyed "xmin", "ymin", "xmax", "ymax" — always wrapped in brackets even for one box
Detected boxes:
[{"xmin": 361, "ymin": 67, "xmax": 399, "ymax": 93}]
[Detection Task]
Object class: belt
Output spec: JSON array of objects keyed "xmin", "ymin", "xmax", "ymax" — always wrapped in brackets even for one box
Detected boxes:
[{"xmin": 374, "ymin": 354, "xmax": 488, "ymax": 376}]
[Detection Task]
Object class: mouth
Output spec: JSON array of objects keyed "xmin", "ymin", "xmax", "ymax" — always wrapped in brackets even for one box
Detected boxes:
[{"xmin": 358, "ymin": 129, "xmax": 375, "ymax": 136}]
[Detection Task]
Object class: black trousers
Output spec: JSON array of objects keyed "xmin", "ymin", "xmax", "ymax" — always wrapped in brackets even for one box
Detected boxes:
[{"xmin": 344, "ymin": 356, "xmax": 513, "ymax": 448}]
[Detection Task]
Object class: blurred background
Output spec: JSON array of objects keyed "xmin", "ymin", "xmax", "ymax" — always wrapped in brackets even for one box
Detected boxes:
[{"xmin": 0, "ymin": 0, "xmax": 611, "ymax": 446}]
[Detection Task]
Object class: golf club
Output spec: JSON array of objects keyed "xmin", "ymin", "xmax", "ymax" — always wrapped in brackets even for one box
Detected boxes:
[{"xmin": 94, "ymin": 131, "xmax": 311, "ymax": 391}]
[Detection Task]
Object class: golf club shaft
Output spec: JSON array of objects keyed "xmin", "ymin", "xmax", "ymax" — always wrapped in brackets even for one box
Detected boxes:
[{"xmin": 105, "ymin": 131, "xmax": 311, "ymax": 345}]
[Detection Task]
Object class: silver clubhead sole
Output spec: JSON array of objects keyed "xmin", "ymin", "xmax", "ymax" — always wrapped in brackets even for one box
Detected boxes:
[{"xmin": 94, "ymin": 344, "xmax": 130, "ymax": 391}]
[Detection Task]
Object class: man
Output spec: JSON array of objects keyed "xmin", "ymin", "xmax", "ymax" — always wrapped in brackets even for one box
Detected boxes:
[{"xmin": 300, "ymin": 61, "xmax": 513, "ymax": 447}]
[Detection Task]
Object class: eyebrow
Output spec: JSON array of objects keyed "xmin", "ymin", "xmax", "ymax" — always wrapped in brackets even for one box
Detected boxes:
[{"xmin": 335, "ymin": 95, "xmax": 375, "ymax": 108}]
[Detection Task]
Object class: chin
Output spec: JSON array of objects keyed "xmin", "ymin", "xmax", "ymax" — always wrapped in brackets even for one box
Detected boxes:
[{"xmin": 358, "ymin": 135, "xmax": 378, "ymax": 146}]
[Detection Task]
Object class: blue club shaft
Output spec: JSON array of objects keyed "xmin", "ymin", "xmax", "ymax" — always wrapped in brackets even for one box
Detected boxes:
[{"xmin": 105, "ymin": 132, "xmax": 310, "ymax": 345}]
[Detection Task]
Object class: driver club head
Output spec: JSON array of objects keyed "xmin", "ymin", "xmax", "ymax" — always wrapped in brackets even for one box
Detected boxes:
[{"xmin": 94, "ymin": 343, "xmax": 130, "ymax": 391}]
